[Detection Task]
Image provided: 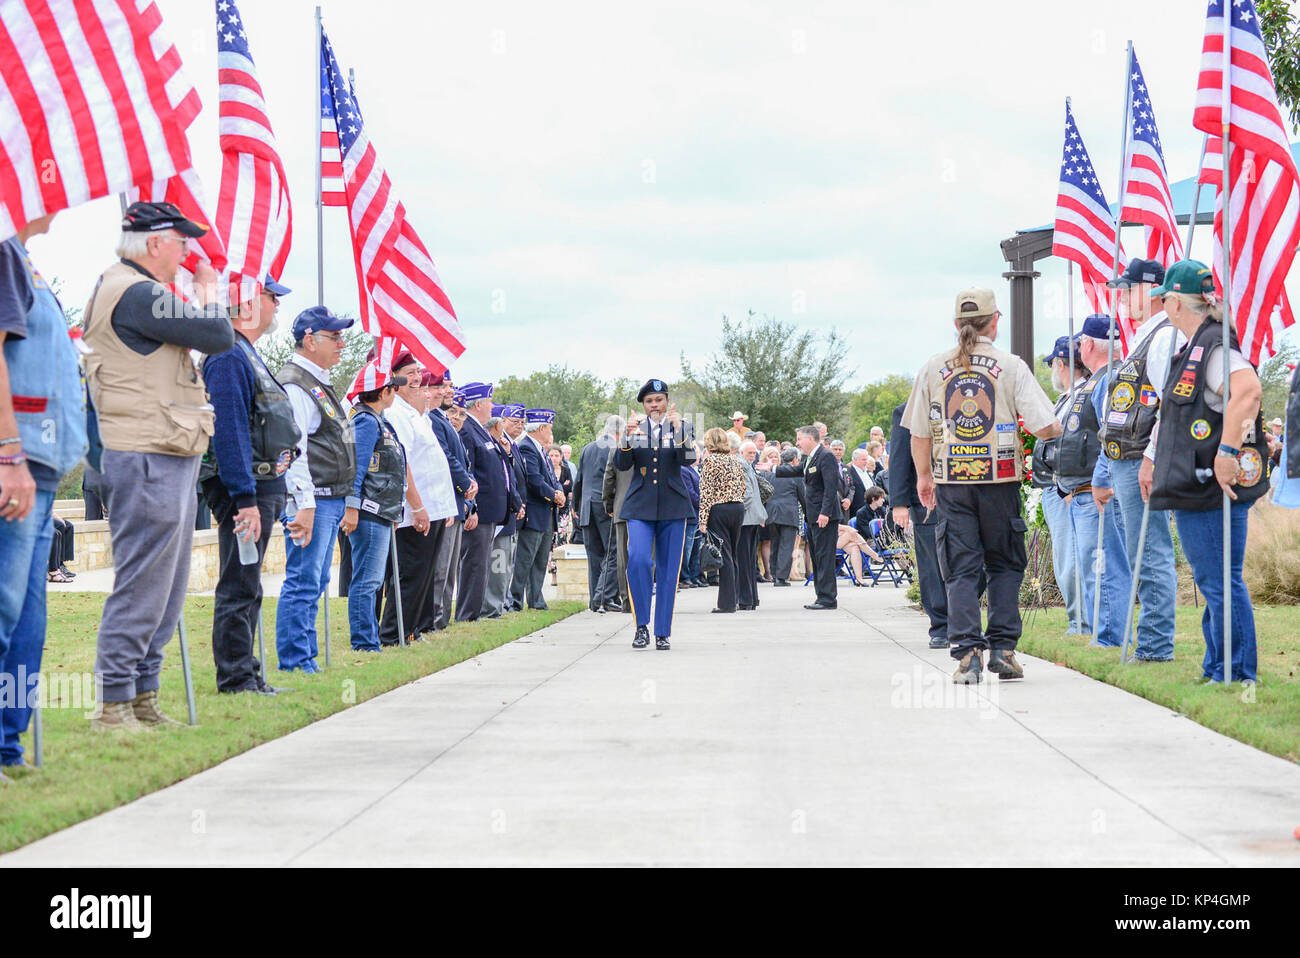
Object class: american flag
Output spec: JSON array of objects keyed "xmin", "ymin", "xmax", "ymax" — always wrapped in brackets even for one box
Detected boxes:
[
  {"xmin": 1051, "ymin": 101, "xmax": 1131, "ymax": 347},
  {"xmin": 213, "ymin": 0, "xmax": 290, "ymax": 304},
  {"xmin": 1198, "ymin": 135, "xmax": 1224, "ymax": 187},
  {"xmin": 320, "ymin": 28, "xmax": 466, "ymax": 373},
  {"xmin": 128, "ymin": 1, "xmax": 225, "ymax": 276},
  {"xmin": 1120, "ymin": 50, "xmax": 1182, "ymax": 267},
  {"xmin": 0, "ymin": 0, "xmax": 196, "ymax": 242},
  {"xmin": 1193, "ymin": 0, "xmax": 1299, "ymax": 366},
  {"xmin": 319, "ymin": 43, "xmax": 345, "ymax": 208}
]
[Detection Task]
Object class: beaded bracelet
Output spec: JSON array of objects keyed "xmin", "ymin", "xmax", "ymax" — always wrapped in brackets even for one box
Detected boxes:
[{"xmin": 0, "ymin": 452, "xmax": 28, "ymax": 466}]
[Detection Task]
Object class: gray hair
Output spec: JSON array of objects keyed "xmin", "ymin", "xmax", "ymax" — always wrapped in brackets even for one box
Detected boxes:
[
  {"xmin": 829, "ymin": 439, "xmax": 845, "ymax": 450},
  {"xmin": 740, "ymin": 440, "xmax": 758, "ymax": 454},
  {"xmin": 466, "ymin": 397, "xmax": 490, "ymax": 413},
  {"xmin": 851, "ymin": 447, "xmax": 869, "ymax": 463},
  {"xmin": 485, "ymin": 416, "xmax": 502, "ymax": 429},
  {"xmin": 603, "ymin": 414, "xmax": 625, "ymax": 437},
  {"xmin": 114, "ymin": 230, "xmax": 152, "ymax": 261},
  {"xmin": 727, "ymin": 432, "xmax": 741, "ymax": 451},
  {"xmin": 525, "ymin": 421, "xmax": 546, "ymax": 434},
  {"xmin": 780, "ymin": 447, "xmax": 799, "ymax": 464},
  {"xmin": 797, "ymin": 425, "xmax": 820, "ymax": 442}
]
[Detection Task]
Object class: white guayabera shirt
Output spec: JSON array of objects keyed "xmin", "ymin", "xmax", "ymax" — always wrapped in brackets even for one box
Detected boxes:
[{"xmin": 386, "ymin": 394, "xmax": 457, "ymax": 526}]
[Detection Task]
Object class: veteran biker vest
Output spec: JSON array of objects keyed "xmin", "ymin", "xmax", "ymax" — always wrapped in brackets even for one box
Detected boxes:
[
  {"xmin": 922, "ymin": 343, "xmax": 1027, "ymax": 484},
  {"xmin": 1103, "ymin": 319, "xmax": 1170, "ymax": 461},
  {"xmin": 201, "ymin": 335, "xmax": 302, "ymax": 484},
  {"xmin": 276, "ymin": 361, "xmax": 355, "ymax": 497},
  {"xmin": 350, "ymin": 405, "xmax": 406, "ymax": 523},
  {"xmin": 1055, "ymin": 367, "xmax": 1105, "ymax": 491},
  {"xmin": 1150, "ymin": 320, "xmax": 1269, "ymax": 512}
]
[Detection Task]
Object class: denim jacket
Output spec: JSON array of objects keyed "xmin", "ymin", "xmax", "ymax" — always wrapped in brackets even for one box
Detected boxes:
[{"xmin": 2, "ymin": 238, "xmax": 87, "ymax": 478}]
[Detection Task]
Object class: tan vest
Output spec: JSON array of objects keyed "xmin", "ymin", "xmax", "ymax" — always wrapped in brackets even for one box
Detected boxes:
[
  {"xmin": 918, "ymin": 342, "xmax": 1027, "ymax": 484},
  {"xmin": 83, "ymin": 262, "xmax": 214, "ymax": 457}
]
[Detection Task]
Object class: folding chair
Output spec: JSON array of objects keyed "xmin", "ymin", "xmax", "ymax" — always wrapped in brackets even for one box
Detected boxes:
[{"xmin": 865, "ymin": 517, "xmax": 912, "ymax": 587}]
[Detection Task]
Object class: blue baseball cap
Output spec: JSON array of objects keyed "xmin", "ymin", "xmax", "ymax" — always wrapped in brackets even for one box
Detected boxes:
[
  {"xmin": 1108, "ymin": 257, "xmax": 1165, "ymax": 290},
  {"xmin": 526, "ymin": 408, "xmax": 556, "ymax": 424},
  {"xmin": 291, "ymin": 306, "xmax": 353, "ymax": 340},
  {"xmin": 263, "ymin": 275, "xmax": 291, "ymax": 296},
  {"xmin": 1043, "ymin": 334, "xmax": 1079, "ymax": 365},
  {"xmin": 1080, "ymin": 314, "xmax": 1121, "ymax": 340}
]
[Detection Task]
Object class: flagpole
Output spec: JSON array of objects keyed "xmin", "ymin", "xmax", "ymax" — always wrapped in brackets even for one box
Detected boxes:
[
  {"xmin": 1219, "ymin": 10, "xmax": 1234, "ymax": 687},
  {"xmin": 1094, "ymin": 41, "xmax": 1135, "ymax": 643},
  {"xmin": 1066, "ymin": 257, "xmax": 1084, "ymax": 631},
  {"xmin": 315, "ymin": 5, "xmax": 325, "ymax": 309},
  {"xmin": 314, "ymin": 5, "xmax": 331, "ymax": 668},
  {"xmin": 1186, "ymin": 134, "xmax": 1210, "ymax": 255}
]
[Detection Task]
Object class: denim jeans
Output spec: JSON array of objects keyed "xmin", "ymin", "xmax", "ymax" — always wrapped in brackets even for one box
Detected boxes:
[
  {"xmin": 276, "ymin": 496, "xmax": 345, "ymax": 672},
  {"xmin": 681, "ymin": 518, "xmax": 701, "ymax": 582},
  {"xmin": 0, "ymin": 489, "xmax": 54, "ymax": 766},
  {"xmin": 1174, "ymin": 502, "xmax": 1257, "ymax": 682},
  {"xmin": 1108, "ymin": 458, "xmax": 1177, "ymax": 660},
  {"xmin": 1068, "ymin": 490, "xmax": 1131, "ymax": 647},
  {"xmin": 347, "ymin": 518, "xmax": 391, "ymax": 651},
  {"xmin": 1041, "ymin": 487, "xmax": 1087, "ymax": 633}
]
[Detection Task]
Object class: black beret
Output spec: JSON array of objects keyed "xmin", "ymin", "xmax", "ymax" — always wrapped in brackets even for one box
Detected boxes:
[{"xmin": 637, "ymin": 378, "xmax": 668, "ymax": 402}]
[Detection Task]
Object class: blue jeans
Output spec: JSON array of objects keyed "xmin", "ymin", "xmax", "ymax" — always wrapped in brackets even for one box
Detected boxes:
[
  {"xmin": 1108, "ymin": 458, "xmax": 1177, "ymax": 660},
  {"xmin": 1069, "ymin": 489, "xmax": 1131, "ymax": 647},
  {"xmin": 681, "ymin": 518, "xmax": 701, "ymax": 582},
  {"xmin": 276, "ymin": 496, "xmax": 345, "ymax": 672},
  {"xmin": 347, "ymin": 519, "xmax": 391, "ymax": 651},
  {"xmin": 1041, "ymin": 486, "xmax": 1087, "ymax": 633},
  {"xmin": 1174, "ymin": 502, "xmax": 1257, "ymax": 682},
  {"xmin": 0, "ymin": 489, "xmax": 54, "ymax": 766}
]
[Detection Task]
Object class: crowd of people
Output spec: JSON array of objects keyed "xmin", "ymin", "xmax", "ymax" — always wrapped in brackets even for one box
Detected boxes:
[{"xmin": 1, "ymin": 201, "xmax": 1295, "ymax": 780}]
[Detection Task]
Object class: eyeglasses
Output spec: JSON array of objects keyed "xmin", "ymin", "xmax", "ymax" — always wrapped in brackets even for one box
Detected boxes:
[{"xmin": 312, "ymin": 331, "xmax": 344, "ymax": 344}]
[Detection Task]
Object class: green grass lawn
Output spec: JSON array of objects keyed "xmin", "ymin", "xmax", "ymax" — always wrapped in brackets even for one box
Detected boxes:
[
  {"xmin": 0, "ymin": 594, "xmax": 582, "ymax": 855},
  {"xmin": 1019, "ymin": 604, "xmax": 1300, "ymax": 764}
]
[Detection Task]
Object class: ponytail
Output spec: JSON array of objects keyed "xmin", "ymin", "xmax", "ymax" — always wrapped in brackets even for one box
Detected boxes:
[{"xmin": 950, "ymin": 313, "xmax": 995, "ymax": 372}]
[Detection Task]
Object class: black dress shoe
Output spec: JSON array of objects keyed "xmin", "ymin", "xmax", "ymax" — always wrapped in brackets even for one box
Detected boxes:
[
  {"xmin": 711, "ymin": 607, "xmax": 736, "ymax": 614},
  {"xmin": 804, "ymin": 602, "xmax": 837, "ymax": 610},
  {"xmin": 655, "ymin": 635, "xmax": 670, "ymax": 650},
  {"xmin": 632, "ymin": 625, "xmax": 650, "ymax": 649},
  {"xmin": 773, "ymin": 579, "xmax": 790, "ymax": 587},
  {"xmin": 590, "ymin": 603, "xmax": 606, "ymax": 614},
  {"xmin": 737, "ymin": 604, "xmax": 754, "ymax": 611}
]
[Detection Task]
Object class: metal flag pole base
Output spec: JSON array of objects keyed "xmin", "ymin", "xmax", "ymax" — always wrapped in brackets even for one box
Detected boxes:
[
  {"xmin": 1091, "ymin": 502, "xmax": 1106, "ymax": 642},
  {"xmin": 322, "ymin": 586, "xmax": 332, "ymax": 668},
  {"xmin": 256, "ymin": 609, "xmax": 267, "ymax": 685},
  {"xmin": 1119, "ymin": 499, "xmax": 1152, "ymax": 664},
  {"xmin": 32, "ymin": 698, "xmax": 43, "ymax": 767},
  {"xmin": 176, "ymin": 620, "xmax": 198, "ymax": 726},
  {"xmin": 390, "ymin": 525, "xmax": 406, "ymax": 647}
]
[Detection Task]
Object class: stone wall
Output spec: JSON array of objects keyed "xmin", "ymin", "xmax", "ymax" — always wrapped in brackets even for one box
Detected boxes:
[
  {"xmin": 553, "ymin": 545, "xmax": 589, "ymax": 602},
  {"xmin": 69, "ymin": 520, "xmax": 338, "ymax": 593}
]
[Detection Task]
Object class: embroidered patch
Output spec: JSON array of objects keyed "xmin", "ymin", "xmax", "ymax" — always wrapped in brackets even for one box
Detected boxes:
[
  {"xmin": 1106, "ymin": 410, "xmax": 1127, "ymax": 426},
  {"xmin": 275, "ymin": 449, "xmax": 293, "ymax": 476},
  {"xmin": 10, "ymin": 395, "xmax": 47, "ymax": 413},
  {"xmin": 996, "ymin": 458, "xmax": 1016, "ymax": 479},
  {"xmin": 944, "ymin": 371, "xmax": 995, "ymax": 442},
  {"xmin": 1171, "ymin": 381, "xmax": 1195, "ymax": 399},
  {"xmin": 1106, "ymin": 441, "xmax": 1122, "ymax": 459},
  {"xmin": 1189, "ymin": 345, "xmax": 1204, "ymax": 361},
  {"xmin": 310, "ymin": 386, "xmax": 337, "ymax": 418},
  {"xmin": 1110, "ymin": 383, "xmax": 1135, "ymax": 412},
  {"xmin": 948, "ymin": 444, "xmax": 992, "ymax": 481},
  {"xmin": 1066, "ymin": 413, "xmax": 1080, "ymax": 431},
  {"xmin": 1190, "ymin": 419, "xmax": 1211, "ymax": 440},
  {"xmin": 1237, "ymin": 447, "xmax": 1264, "ymax": 487},
  {"xmin": 1139, "ymin": 385, "xmax": 1159, "ymax": 407}
]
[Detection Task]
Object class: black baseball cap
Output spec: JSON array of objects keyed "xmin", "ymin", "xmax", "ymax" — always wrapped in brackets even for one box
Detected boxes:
[
  {"xmin": 1108, "ymin": 257, "xmax": 1165, "ymax": 289},
  {"xmin": 121, "ymin": 201, "xmax": 208, "ymax": 238}
]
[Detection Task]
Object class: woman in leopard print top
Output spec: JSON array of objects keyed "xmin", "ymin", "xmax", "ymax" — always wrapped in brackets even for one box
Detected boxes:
[{"xmin": 698, "ymin": 428, "xmax": 747, "ymax": 613}]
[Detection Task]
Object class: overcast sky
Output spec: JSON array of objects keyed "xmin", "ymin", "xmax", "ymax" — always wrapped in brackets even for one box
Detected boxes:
[{"xmin": 26, "ymin": 0, "xmax": 1300, "ymax": 387}]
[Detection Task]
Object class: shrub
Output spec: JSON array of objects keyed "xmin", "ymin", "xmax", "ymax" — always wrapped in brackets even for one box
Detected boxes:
[{"xmin": 1243, "ymin": 500, "xmax": 1300, "ymax": 605}]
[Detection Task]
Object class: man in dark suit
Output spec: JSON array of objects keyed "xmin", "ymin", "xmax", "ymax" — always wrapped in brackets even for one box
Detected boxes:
[
  {"xmin": 601, "ymin": 428, "xmax": 636, "ymax": 612},
  {"xmin": 573, "ymin": 416, "xmax": 622, "ymax": 612},
  {"xmin": 511, "ymin": 409, "xmax": 564, "ymax": 610},
  {"xmin": 832, "ymin": 439, "xmax": 867, "ymax": 520},
  {"xmin": 888, "ymin": 400, "xmax": 949, "ymax": 647},
  {"xmin": 484, "ymin": 405, "xmax": 527, "ymax": 616},
  {"xmin": 455, "ymin": 384, "xmax": 521, "ymax": 622},
  {"xmin": 424, "ymin": 372, "xmax": 476, "ymax": 632},
  {"xmin": 776, "ymin": 424, "xmax": 842, "ymax": 609},
  {"xmin": 615, "ymin": 380, "xmax": 696, "ymax": 649}
]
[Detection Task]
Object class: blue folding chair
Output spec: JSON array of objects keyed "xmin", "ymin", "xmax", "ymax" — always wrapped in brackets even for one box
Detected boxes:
[
  {"xmin": 804, "ymin": 518, "xmax": 862, "ymax": 587},
  {"xmin": 865, "ymin": 517, "xmax": 912, "ymax": 587}
]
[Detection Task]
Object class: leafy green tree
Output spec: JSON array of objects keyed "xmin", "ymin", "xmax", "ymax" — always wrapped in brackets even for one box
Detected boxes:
[
  {"xmin": 495, "ymin": 364, "xmax": 635, "ymax": 448},
  {"xmin": 847, "ymin": 374, "xmax": 913, "ymax": 448},
  {"xmin": 679, "ymin": 311, "xmax": 853, "ymax": 443},
  {"xmin": 1259, "ymin": 340, "xmax": 1297, "ymax": 421},
  {"xmin": 1260, "ymin": 0, "xmax": 1300, "ymax": 130}
]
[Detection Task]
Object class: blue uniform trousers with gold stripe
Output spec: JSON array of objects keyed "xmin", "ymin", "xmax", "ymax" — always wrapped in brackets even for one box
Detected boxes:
[{"xmin": 626, "ymin": 517, "xmax": 687, "ymax": 638}]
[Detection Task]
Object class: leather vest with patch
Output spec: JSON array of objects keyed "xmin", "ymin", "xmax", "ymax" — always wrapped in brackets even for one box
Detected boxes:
[
  {"xmin": 276, "ymin": 361, "xmax": 355, "ymax": 497},
  {"xmin": 1055, "ymin": 367, "xmax": 1105, "ymax": 491},
  {"xmin": 350, "ymin": 405, "xmax": 406, "ymax": 523},
  {"xmin": 1103, "ymin": 319, "xmax": 1170, "ymax": 461}
]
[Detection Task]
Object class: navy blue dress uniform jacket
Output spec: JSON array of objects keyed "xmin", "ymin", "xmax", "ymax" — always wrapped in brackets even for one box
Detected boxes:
[
  {"xmin": 497, "ymin": 438, "xmax": 527, "ymax": 536},
  {"xmin": 613, "ymin": 418, "xmax": 696, "ymax": 522},
  {"xmin": 518, "ymin": 435, "xmax": 562, "ymax": 533},
  {"xmin": 460, "ymin": 416, "xmax": 520, "ymax": 525},
  {"xmin": 429, "ymin": 407, "xmax": 473, "ymax": 519}
]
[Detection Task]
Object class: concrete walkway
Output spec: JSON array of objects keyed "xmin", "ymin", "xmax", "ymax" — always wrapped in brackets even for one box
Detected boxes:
[{"xmin": 5, "ymin": 581, "xmax": 1299, "ymax": 866}]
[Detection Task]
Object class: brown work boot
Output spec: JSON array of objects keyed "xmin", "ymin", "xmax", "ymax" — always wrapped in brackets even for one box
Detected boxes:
[
  {"xmin": 987, "ymin": 648, "xmax": 1025, "ymax": 680},
  {"xmin": 131, "ymin": 690, "xmax": 183, "ymax": 727},
  {"xmin": 952, "ymin": 648, "xmax": 984, "ymax": 685},
  {"xmin": 91, "ymin": 700, "xmax": 147, "ymax": 731}
]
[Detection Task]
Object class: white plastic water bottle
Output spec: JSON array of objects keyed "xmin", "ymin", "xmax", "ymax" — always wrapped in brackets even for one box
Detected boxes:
[{"xmin": 235, "ymin": 519, "xmax": 259, "ymax": 565}]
